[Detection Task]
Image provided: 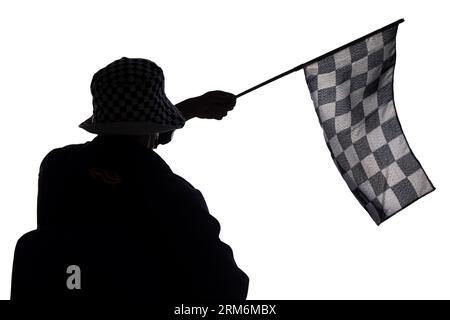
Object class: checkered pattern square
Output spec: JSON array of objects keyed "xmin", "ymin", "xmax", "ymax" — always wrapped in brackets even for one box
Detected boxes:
[{"xmin": 304, "ymin": 25, "xmax": 434, "ymax": 225}]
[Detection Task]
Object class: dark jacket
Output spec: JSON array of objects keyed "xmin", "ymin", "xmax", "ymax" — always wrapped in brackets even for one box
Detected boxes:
[{"xmin": 33, "ymin": 134, "xmax": 249, "ymax": 301}]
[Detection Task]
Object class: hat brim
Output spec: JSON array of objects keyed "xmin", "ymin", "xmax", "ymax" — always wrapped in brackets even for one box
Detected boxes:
[
  {"xmin": 79, "ymin": 116, "xmax": 185, "ymax": 135},
  {"xmin": 79, "ymin": 97, "xmax": 186, "ymax": 135}
]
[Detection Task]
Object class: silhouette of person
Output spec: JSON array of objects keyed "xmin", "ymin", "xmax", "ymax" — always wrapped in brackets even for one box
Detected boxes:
[{"xmin": 33, "ymin": 57, "xmax": 249, "ymax": 301}]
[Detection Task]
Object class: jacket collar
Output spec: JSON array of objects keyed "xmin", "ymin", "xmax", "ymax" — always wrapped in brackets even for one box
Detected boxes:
[{"xmin": 89, "ymin": 135, "xmax": 173, "ymax": 174}]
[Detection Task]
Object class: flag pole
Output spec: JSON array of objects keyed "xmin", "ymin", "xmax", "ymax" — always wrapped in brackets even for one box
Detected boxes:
[
  {"xmin": 235, "ymin": 18, "xmax": 405, "ymax": 99},
  {"xmin": 235, "ymin": 64, "xmax": 304, "ymax": 98}
]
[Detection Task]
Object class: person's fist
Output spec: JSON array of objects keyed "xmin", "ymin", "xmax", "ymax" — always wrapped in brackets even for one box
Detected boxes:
[
  {"xmin": 196, "ymin": 91, "xmax": 236, "ymax": 120},
  {"xmin": 176, "ymin": 91, "xmax": 236, "ymax": 120}
]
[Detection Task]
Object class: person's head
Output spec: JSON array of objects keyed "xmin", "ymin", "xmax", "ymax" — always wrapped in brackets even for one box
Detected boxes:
[{"xmin": 79, "ymin": 57, "xmax": 185, "ymax": 145}]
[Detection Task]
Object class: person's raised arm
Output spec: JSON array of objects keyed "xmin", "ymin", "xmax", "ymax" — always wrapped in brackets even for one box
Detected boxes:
[{"xmin": 176, "ymin": 90, "xmax": 236, "ymax": 121}]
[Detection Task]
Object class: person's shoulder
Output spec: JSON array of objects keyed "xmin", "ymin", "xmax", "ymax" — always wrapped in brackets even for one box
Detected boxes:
[
  {"xmin": 39, "ymin": 141, "xmax": 91, "ymax": 170},
  {"xmin": 43, "ymin": 142, "xmax": 90, "ymax": 159},
  {"xmin": 165, "ymin": 172, "xmax": 198, "ymax": 193},
  {"xmin": 163, "ymin": 172, "xmax": 209, "ymax": 207}
]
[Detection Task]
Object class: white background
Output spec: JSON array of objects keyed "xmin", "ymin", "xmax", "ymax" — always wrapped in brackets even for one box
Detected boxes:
[{"xmin": 0, "ymin": 0, "xmax": 448, "ymax": 300}]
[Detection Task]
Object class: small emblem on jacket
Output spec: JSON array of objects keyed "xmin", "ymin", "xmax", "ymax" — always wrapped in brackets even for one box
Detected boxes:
[{"xmin": 88, "ymin": 167, "xmax": 121, "ymax": 185}]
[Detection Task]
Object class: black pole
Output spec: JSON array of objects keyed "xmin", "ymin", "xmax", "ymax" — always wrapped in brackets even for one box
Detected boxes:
[
  {"xmin": 235, "ymin": 64, "xmax": 304, "ymax": 98},
  {"xmin": 235, "ymin": 18, "xmax": 404, "ymax": 99}
]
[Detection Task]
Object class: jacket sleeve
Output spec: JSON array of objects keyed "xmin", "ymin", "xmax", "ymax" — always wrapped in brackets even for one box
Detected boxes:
[{"xmin": 167, "ymin": 175, "xmax": 249, "ymax": 301}]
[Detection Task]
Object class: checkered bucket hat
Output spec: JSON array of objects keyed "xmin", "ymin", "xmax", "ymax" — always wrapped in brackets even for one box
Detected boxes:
[{"xmin": 79, "ymin": 57, "xmax": 186, "ymax": 135}]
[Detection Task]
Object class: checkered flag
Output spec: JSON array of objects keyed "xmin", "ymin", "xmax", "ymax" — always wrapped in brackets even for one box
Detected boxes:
[{"xmin": 304, "ymin": 21, "xmax": 434, "ymax": 224}]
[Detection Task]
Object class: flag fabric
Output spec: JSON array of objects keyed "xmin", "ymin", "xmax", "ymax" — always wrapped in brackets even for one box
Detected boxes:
[{"xmin": 303, "ymin": 21, "xmax": 434, "ymax": 225}]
